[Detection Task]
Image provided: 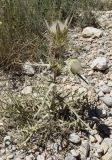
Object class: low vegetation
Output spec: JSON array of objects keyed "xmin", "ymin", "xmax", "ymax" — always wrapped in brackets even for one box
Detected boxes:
[
  {"xmin": 0, "ymin": 0, "xmax": 112, "ymax": 147},
  {"xmin": 0, "ymin": 0, "xmax": 112, "ymax": 70}
]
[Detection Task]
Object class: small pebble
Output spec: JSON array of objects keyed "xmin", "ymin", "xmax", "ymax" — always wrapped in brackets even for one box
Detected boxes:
[
  {"xmin": 79, "ymin": 140, "xmax": 90, "ymax": 159},
  {"xmin": 108, "ymin": 81, "xmax": 112, "ymax": 87},
  {"xmin": 7, "ymin": 153, "xmax": 14, "ymax": 159},
  {"xmin": 91, "ymin": 57, "xmax": 108, "ymax": 71},
  {"xmin": 36, "ymin": 154, "xmax": 45, "ymax": 160},
  {"xmin": 1, "ymin": 148, "xmax": 6, "ymax": 154},
  {"xmin": 25, "ymin": 155, "xmax": 34, "ymax": 160},
  {"xmin": 15, "ymin": 158, "xmax": 22, "ymax": 160},
  {"xmin": 69, "ymin": 133, "xmax": 81, "ymax": 144},
  {"xmin": 101, "ymin": 138, "xmax": 112, "ymax": 154},
  {"xmin": 100, "ymin": 84, "xmax": 111, "ymax": 93},
  {"xmin": 11, "ymin": 145, "xmax": 16, "ymax": 151},
  {"xmin": 70, "ymin": 149, "xmax": 80, "ymax": 157},
  {"xmin": 51, "ymin": 143, "xmax": 59, "ymax": 153},
  {"xmin": 23, "ymin": 61, "xmax": 35, "ymax": 76},
  {"xmin": 21, "ymin": 86, "xmax": 32, "ymax": 95},
  {"xmin": 100, "ymin": 95, "xmax": 112, "ymax": 107},
  {"xmin": 65, "ymin": 154, "xmax": 76, "ymax": 160},
  {"xmin": 98, "ymin": 91, "xmax": 104, "ymax": 97}
]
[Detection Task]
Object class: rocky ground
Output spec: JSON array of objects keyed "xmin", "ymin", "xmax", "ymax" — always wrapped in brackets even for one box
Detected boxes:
[{"xmin": 0, "ymin": 11, "xmax": 112, "ymax": 160}]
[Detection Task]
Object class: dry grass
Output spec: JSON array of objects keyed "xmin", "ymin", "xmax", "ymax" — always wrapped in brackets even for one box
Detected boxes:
[
  {"xmin": 0, "ymin": 0, "xmax": 112, "ymax": 70},
  {"xmin": 0, "ymin": 74, "xmax": 94, "ymax": 147}
]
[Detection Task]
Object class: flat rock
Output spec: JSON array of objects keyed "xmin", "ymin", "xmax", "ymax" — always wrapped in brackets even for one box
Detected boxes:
[
  {"xmin": 36, "ymin": 154, "xmax": 45, "ymax": 160},
  {"xmin": 70, "ymin": 149, "xmax": 80, "ymax": 157},
  {"xmin": 79, "ymin": 140, "xmax": 90, "ymax": 159},
  {"xmin": 91, "ymin": 57, "xmax": 108, "ymax": 71},
  {"xmin": 6, "ymin": 153, "xmax": 14, "ymax": 159},
  {"xmin": 51, "ymin": 143, "xmax": 59, "ymax": 153},
  {"xmin": 101, "ymin": 138, "xmax": 112, "ymax": 154},
  {"xmin": 68, "ymin": 133, "xmax": 81, "ymax": 144},
  {"xmin": 15, "ymin": 158, "xmax": 22, "ymax": 160},
  {"xmin": 21, "ymin": 86, "xmax": 32, "ymax": 95},
  {"xmin": 65, "ymin": 154, "xmax": 76, "ymax": 160},
  {"xmin": 25, "ymin": 155, "xmax": 34, "ymax": 160},
  {"xmin": 82, "ymin": 27, "xmax": 103, "ymax": 38},
  {"xmin": 98, "ymin": 91, "xmax": 104, "ymax": 97},
  {"xmin": 23, "ymin": 61, "xmax": 35, "ymax": 76},
  {"xmin": 1, "ymin": 148, "xmax": 6, "ymax": 154},
  {"xmin": 100, "ymin": 84, "xmax": 111, "ymax": 94},
  {"xmin": 100, "ymin": 95, "xmax": 112, "ymax": 107}
]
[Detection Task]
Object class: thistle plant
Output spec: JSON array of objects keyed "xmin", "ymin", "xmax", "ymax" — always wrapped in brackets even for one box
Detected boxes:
[
  {"xmin": 45, "ymin": 16, "xmax": 73, "ymax": 74},
  {"xmin": 45, "ymin": 16, "xmax": 73, "ymax": 109},
  {"xmin": 45, "ymin": 16, "xmax": 88, "ymax": 110}
]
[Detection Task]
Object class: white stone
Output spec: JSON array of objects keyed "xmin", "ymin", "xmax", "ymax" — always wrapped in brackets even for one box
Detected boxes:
[
  {"xmin": 100, "ymin": 95, "xmax": 112, "ymax": 107},
  {"xmin": 69, "ymin": 133, "xmax": 81, "ymax": 144},
  {"xmin": 100, "ymin": 84, "xmax": 111, "ymax": 93},
  {"xmin": 98, "ymin": 91, "xmax": 104, "ymax": 97},
  {"xmin": 36, "ymin": 154, "xmax": 45, "ymax": 160},
  {"xmin": 65, "ymin": 154, "xmax": 76, "ymax": 160},
  {"xmin": 110, "ymin": 90, "xmax": 112, "ymax": 96},
  {"xmin": 23, "ymin": 61, "xmax": 35, "ymax": 76},
  {"xmin": 33, "ymin": 93, "xmax": 38, "ymax": 97},
  {"xmin": 88, "ymin": 70, "xmax": 94, "ymax": 76},
  {"xmin": 108, "ymin": 81, "xmax": 112, "ymax": 87},
  {"xmin": 82, "ymin": 27, "xmax": 103, "ymax": 38},
  {"xmin": 101, "ymin": 138, "xmax": 112, "ymax": 154},
  {"xmin": 70, "ymin": 149, "xmax": 80, "ymax": 157},
  {"xmin": 79, "ymin": 140, "xmax": 90, "ymax": 159},
  {"xmin": 7, "ymin": 154, "xmax": 14, "ymax": 159},
  {"xmin": 26, "ymin": 155, "xmax": 34, "ymax": 160},
  {"xmin": 91, "ymin": 57, "xmax": 108, "ymax": 71},
  {"xmin": 1, "ymin": 148, "xmax": 6, "ymax": 154},
  {"xmin": 21, "ymin": 86, "xmax": 32, "ymax": 95},
  {"xmin": 15, "ymin": 158, "xmax": 21, "ymax": 160}
]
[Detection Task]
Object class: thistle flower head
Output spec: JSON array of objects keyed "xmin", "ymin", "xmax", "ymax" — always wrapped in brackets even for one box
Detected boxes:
[
  {"xmin": 45, "ymin": 16, "xmax": 73, "ymax": 60},
  {"xmin": 49, "ymin": 20, "xmax": 67, "ymax": 34},
  {"xmin": 45, "ymin": 15, "xmax": 72, "ymax": 35}
]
